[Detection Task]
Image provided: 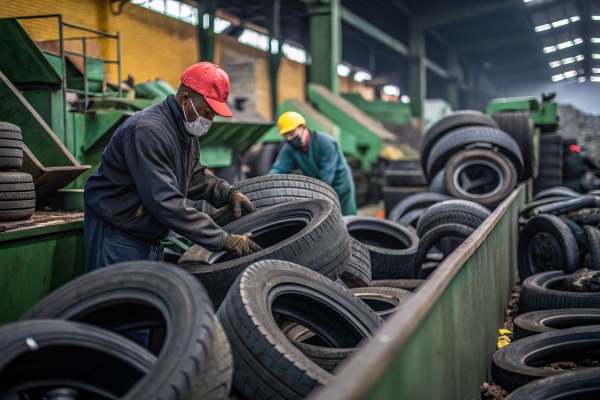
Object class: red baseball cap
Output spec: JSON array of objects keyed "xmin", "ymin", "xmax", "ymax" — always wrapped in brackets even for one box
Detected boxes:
[{"xmin": 180, "ymin": 62, "xmax": 232, "ymax": 117}]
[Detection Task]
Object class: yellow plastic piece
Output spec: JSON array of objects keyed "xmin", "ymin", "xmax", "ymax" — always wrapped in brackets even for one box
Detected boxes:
[
  {"xmin": 379, "ymin": 145, "xmax": 405, "ymax": 160},
  {"xmin": 499, "ymin": 328, "xmax": 512, "ymax": 336}
]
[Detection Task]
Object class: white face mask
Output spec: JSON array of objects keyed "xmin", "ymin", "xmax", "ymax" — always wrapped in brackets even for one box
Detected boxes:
[{"xmin": 182, "ymin": 99, "xmax": 212, "ymax": 138}]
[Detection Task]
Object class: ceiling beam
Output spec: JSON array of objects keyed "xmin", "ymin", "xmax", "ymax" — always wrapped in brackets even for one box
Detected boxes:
[
  {"xmin": 415, "ymin": 0, "xmax": 517, "ymax": 29},
  {"xmin": 454, "ymin": 33, "xmax": 529, "ymax": 55}
]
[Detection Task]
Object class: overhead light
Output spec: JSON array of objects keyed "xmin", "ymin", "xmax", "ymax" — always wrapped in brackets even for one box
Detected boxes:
[
  {"xmin": 592, "ymin": 38, "xmax": 600, "ymax": 43},
  {"xmin": 564, "ymin": 70, "xmax": 578, "ymax": 78},
  {"xmin": 593, "ymin": 16, "xmax": 600, "ymax": 20},
  {"xmin": 544, "ymin": 46, "xmax": 557, "ymax": 53},
  {"xmin": 523, "ymin": 0, "xmax": 534, "ymax": 2},
  {"xmin": 337, "ymin": 64, "xmax": 351, "ymax": 77},
  {"xmin": 214, "ymin": 17, "xmax": 231, "ymax": 34},
  {"xmin": 557, "ymin": 41, "xmax": 574, "ymax": 49},
  {"xmin": 383, "ymin": 85, "xmax": 400, "ymax": 97},
  {"xmin": 570, "ymin": 16, "xmax": 581, "ymax": 22},
  {"xmin": 270, "ymin": 39, "xmax": 279, "ymax": 54},
  {"xmin": 552, "ymin": 74, "xmax": 565, "ymax": 82},
  {"xmin": 561, "ymin": 57, "xmax": 576, "ymax": 64},
  {"xmin": 354, "ymin": 71, "xmax": 372, "ymax": 82},
  {"xmin": 592, "ymin": 68, "xmax": 600, "ymax": 73},
  {"xmin": 400, "ymin": 95, "xmax": 411, "ymax": 103},
  {"xmin": 552, "ymin": 19, "xmax": 570, "ymax": 28},
  {"xmin": 593, "ymin": 54, "xmax": 600, "ymax": 59},
  {"xmin": 578, "ymin": 77, "xmax": 586, "ymax": 82},
  {"xmin": 573, "ymin": 38, "xmax": 584, "ymax": 45},
  {"xmin": 238, "ymin": 29, "xmax": 270, "ymax": 51},
  {"xmin": 576, "ymin": 54, "xmax": 585, "ymax": 61},
  {"xmin": 591, "ymin": 76, "xmax": 600, "ymax": 82},
  {"xmin": 549, "ymin": 61, "xmax": 562, "ymax": 68},
  {"xmin": 281, "ymin": 43, "xmax": 306, "ymax": 63},
  {"xmin": 535, "ymin": 24, "xmax": 552, "ymax": 32}
]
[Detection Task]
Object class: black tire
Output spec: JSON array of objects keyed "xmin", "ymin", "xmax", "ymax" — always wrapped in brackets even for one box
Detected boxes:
[
  {"xmin": 533, "ymin": 187, "xmax": 581, "ymax": 201},
  {"xmin": 415, "ymin": 199, "xmax": 491, "ymax": 238},
  {"xmin": 397, "ymin": 208, "xmax": 425, "ymax": 228},
  {"xmin": 429, "ymin": 169, "xmax": 448, "ymax": 193},
  {"xmin": 414, "ymin": 223, "xmax": 474, "ymax": 275},
  {"xmin": 0, "ymin": 175, "xmax": 35, "ymax": 222},
  {"xmin": 491, "ymin": 326, "xmax": 600, "ymax": 393},
  {"xmin": 181, "ymin": 199, "xmax": 350, "ymax": 306},
  {"xmin": 216, "ymin": 260, "xmax": 383, "ymax": 399},
  {"xmin": 350, "ymin": 286, "xmax": 414, "ymax": 320},
  {"xmin": 513, "ymin": 308, "xmax": 600, "ymax": 340},
  {"xmin": 534, "ymin": 133, "xmax": 563, "ymax": 194},
  {"xmin": 0, "ymin": 148, "xmax": 22, "ymax": 158},
  {"xmin": 370, "ymin": 279, "xmax": 425, "ymax": 291},
  {"xmin": 212, "ymin": 174, "xmax": 341, "ymax": 226},
  {"xmin": 344, "ymin": 216, "xmax": 420, "ymax": 279},
  {"xmin": 519, "ymin": 271, "xmax": 600, "ymax": 314},
  {"xmin": 254, "ymin": 142, "xmax": 281, "ymax": 177},
  {"xmin": 353, "ymin": 169, "xmax": 370, "ymax": 208},
  {"xmin": 21, "ymin": 261, "xmax": 219, "ymax": 400},
  {"xmin": 0, "ymin": 172, "xmax": 34, "ymax": 194},
  {"xmin": 213, "ymin": 153, "xmax": 244, "ymax": 184},
  {"xmin": 339, "ymin": 238, "xmax": 372, "ymax": 288},
  {"xmin": 382, "ymin": 186, "xmax": 428, "ymax": 216},
  {"xmin": 387, "ymin": 192, "xmax": 453, "ymax": 224},
  {"xmin": 561, "ymin": 218, "xmax": 590, "ymax": 263},
  {"xmin": 443, "ymin": 149, "xmax": 518, "ymax": 208},
  {"xmin": 426, "ymin": 126, "xmax": 524, "ymax": 181},
  {"xmin": 565, "ymin": 208, "xmax": 600, "ymax": 226},
  {"xmin": 0, "ymin": 121, "xmax": 21, "ymax": 135},
  {"xmin": 520, "ymin": 197, "xmax": 573, "ymax": 219},
  {"xmin": 0, "ymin": 190, "xmax": 35, "ymax": 200},
  {"xmin": 583, "ymin": 225, "xmax": 600, "ymax": 270},
  {"xmin": 384, "ymin": 170, "xmax": 427, "ymax": 187},
  {"xmin": 532, "ymin": 195, "xmax": 598, "ymax": 216},
  {"xmin": 517, "ymin": 215, "xmax": 580, "ymax": 281},
  {"xmin": 492, "ymin": 112, "xmax": 537, "ymax": 180},
  {"xmin": 0, "ymin": 320, "xmax": 157, "ymax": 399},
  {"xmin": 420, "ymin": 110, "xmax": 499, "ymax": 174},
  {"xmin": 504, "ymin": 368, "xmax": 600, "ymax": 399},
  {"xmin": 198, "ymin": 315, "xmax": 234, "ymax": 400}
]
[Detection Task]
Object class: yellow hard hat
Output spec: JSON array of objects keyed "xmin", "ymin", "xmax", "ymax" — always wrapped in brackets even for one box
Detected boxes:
[{"xmin": 277, "ymin": 111, "xmax": 306, "ymax": 135}]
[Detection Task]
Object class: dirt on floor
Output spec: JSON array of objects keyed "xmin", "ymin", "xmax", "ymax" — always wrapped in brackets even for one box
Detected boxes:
[
  {"xmin": 541, "ymin": 358, "xmax": 600, "ymax": 371},
  {"xmin": 481, "ymin": 382, "xmax": 508, "ymax": 400}
]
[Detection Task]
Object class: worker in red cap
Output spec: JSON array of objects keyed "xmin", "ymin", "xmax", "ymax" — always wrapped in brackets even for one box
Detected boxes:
[{"xmin": 84, "ymin": 62, "xmax": 261, "ymax": 273}]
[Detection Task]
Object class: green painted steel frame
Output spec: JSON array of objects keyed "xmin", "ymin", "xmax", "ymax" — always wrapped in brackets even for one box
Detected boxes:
[
  {"xmin": 310, "ymin": 184, "xmax": 527, "ymax": 400},
  {"xmin": 0, "ymin": 219, "xmax": 85, "ymax": 325}
]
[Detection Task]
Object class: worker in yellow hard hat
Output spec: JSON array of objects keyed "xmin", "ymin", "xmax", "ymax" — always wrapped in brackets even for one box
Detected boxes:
[{"xmin": 268, "ymin": 111, "xmax": 356, "ymax": 215}]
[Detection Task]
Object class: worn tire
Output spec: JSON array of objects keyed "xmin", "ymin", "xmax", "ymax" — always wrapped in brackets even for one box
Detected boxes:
[
  {"xmin": 420, "ymin": 110, "xmax": 499, "ymax": 175},
  {"xmin": 212, "ymin": 174, "xmax": 341, "ymax": 226},
  {"xmin": 181, "ymin": 200, "xmax": 350, "ymax": 306},
  {"xmin": 254, "ymin": 142, "xmax": 281, "ymax": 176},
  {"xmin": 534, "ymin": 133, "xmax": 563, "ymax": 194},
  {"xmin": 21, "ymin": 261, "xmax": 219, "ymax": 400},
  {"xmin": 519, "ymin": 271, "xmax": 600, "ymax": 314},
  {"xmin": 414, "ymin": 223, "xmax": 475, "ymax": 276},
  {"xmin": 387, "ymin": 192, "xmax": 453, "ymax": 224},
  {"xmin": 384, "ymin": 170, "xmax": 428, "ymax": 187},
  {"xmin": 532, "ymin": 195, "xmax": 598, "ymax": 217},
  {"xmin": 217, "ymin": 260, "xmax": 383, "ymax": 400},
  {"xmin": 350, "ymin": 286, "xmax": 414, "ymax": 320},
  {"xmin": 443, "ymin": 149, "xmax": 518, "ymax": 208},
  {"xmin": 416, "ymin": 199, "xmax": 490, "ymax": 238},
  {"xmin": 504, "ymin": 368, "xmax": 600, "ymax": 399},
  {"xmin": 565, "ymin": 208, "xmax": 600, "ymax": 226},
  {"xmin": 517, "ymin": 215, "xmax": 580, "ymax": 281},
  {"xmin": 491, "ymin": 326, "xmax": 600, "ymax": 393},
  {"xmin": 344, "ymin": 216, "xmax": 419, "ymax": 279},
  {"xmin": 0, "ymin": 172, "xmax": 35, "ymax": 221},
  {"xmin": 0, "ymin": 320, "xmax": 158, "ymax": 399},
  {"xmin": 426, "ymin": 126, "xmax": 524, "ymax": 181},
  {"xmin": 561, "ymin": 218, "xmax": 590, "ymax": 263},
  {"xmin": 492, "ymin": 111, "xmax": 537, "ymax": 180},
  {"xmin": 533, "ymin": 187, "xmax": 580, "ymax": 201},
  {"xmin": 513, "ymin": 308, "xmax": 600, "ymax": 340},
  {"xmin": 583, "ymin": 225, "xmax": 600, "ymax": 270},
  {"xmin": 520, "ymin": 197, "xmax": 573, "ymax": 219},
  {"xmin": 397, "ymin": 208, "xmax": 425, "ymax": 228},
  {"xmin": 429, "ymin": 169, "xmax": 448, "ymax": 194},
  {"xmin": 339, "ymin": 238, "xmax": 372, "ymax": 288},
  {"xmin": 382, "ymin": 186, "xmax": 429, "ymax": 216}
]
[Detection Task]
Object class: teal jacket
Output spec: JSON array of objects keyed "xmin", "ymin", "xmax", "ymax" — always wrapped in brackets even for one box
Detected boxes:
[{"xmin": 268, "ymin": 131, "xmax": 356, "ymax": 215}]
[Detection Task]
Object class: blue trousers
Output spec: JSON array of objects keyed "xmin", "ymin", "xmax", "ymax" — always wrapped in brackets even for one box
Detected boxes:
[{"xmin": 83, "ymin": 206, "xmax": 164, "ymax": 347}]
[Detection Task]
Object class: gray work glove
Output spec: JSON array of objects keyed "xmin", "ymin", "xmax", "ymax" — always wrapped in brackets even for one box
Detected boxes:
[
  {"xmin": 228, "ymin": 189, "xmax": 258, "ymax": 219},
  {"xmin": 222, "ymin": 232, "xmax": 262, "ymax": 257}
]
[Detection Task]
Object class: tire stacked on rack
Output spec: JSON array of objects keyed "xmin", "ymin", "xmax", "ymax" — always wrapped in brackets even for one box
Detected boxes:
[
  {"xmin": 420, "ymin": 111, "xmax": 527, "ymax": 209},
  {"xmin": 380, "ymin": 159, "xmax": 429, "ymax": 216},
  {"xmin": 0, "ymin": 122, "xmax": 35, "ymax": 222},
  {"xmin": 533, "ymin": 133, "xmax": 563, "ymax": 195}
]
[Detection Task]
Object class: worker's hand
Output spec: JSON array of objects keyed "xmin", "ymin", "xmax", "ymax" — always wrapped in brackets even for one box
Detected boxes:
[
  {"xmin": 228, "ymin": 189, "xmax": 257, "ymax": 219},
  {"xmin": 222, "ymin": 232, "xmax": 262, "ymax": 257}
]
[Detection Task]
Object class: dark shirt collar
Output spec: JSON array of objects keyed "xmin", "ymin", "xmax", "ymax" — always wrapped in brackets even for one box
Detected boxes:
[{"xmin": 166, "ymin": 94, "xmax": 191, "ymax": 143}]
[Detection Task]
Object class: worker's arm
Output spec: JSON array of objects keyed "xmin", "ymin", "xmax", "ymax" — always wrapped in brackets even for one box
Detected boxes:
[
  {"xmin": 268, "ymin": 145, "xmax": 296, "ymax": 175},
  {"xmin": 187, "ymin": 152, "xmax": 232, "ymax": 208},
  {"xmin": 317, "ymin": 139, "xmax": 339, "ymax": 186},
  {"xmin": 125, "ymin": 128, "xmax": 228, "ymax": 251}
]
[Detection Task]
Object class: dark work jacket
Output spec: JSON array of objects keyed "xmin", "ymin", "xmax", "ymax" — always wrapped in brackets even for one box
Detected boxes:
[{"xmin": 84, "ymin": 94, "xmax": 230, "ymax": 251}]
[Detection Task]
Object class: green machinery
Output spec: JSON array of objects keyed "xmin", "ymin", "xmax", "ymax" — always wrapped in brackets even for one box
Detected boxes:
[
  {"xmin": 486, "ymin": 92, "xmax": 559, "ymax": 131},
  {"xmin": 341, "ymin": 93, "xmax": 412, "ymax": 126}
]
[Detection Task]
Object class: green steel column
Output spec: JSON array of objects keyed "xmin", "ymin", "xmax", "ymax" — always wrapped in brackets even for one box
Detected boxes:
[
  {"xmin": 267, "ymin": 0, "xmax": 283, "ymax": 119},
  {"xmin": 409, "ymin": 21, "xmax": 425, "ymax": 118},
  {"xmin": 306, "ymin": 0, "xmax": 341, "ymax": 94},
  {"xmin": 197, "ymin": 0, "xmax": 217, "ymax": 62},
  {"xmin": 447, "ymin": 49, "xmax": 461, "ymax": 110}
]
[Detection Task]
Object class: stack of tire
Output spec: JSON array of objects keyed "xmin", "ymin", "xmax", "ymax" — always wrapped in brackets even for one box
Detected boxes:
[
  {"xmin": 0, "ymin": 122, "xmax": 35, "ymax": 222},
  {"xmin": 422, "ymin": 110, "xmax": 530, "ymax": 209},
  {"xmin": 380, "ymin": 158, "xmax": 429, "ymax": 215},
  {"xmin": 533, "ymin": 132, "xmax": 563, "ymax": 195},
  {"xmin": 489, "ymin": 186, "xmax": 600, "ymax": 396}
]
